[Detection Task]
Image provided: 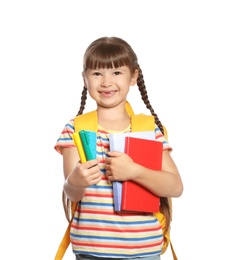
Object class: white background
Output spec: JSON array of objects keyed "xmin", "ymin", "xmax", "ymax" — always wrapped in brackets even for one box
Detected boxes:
[{"xmin": 0, "ymin": 1, "xmax": 236, "ymax": 259}]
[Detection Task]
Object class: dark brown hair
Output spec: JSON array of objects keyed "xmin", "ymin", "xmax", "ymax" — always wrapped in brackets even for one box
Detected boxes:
[{"xmin": 63, "ymin": 36, "xmax": 171, "ymax": 235}]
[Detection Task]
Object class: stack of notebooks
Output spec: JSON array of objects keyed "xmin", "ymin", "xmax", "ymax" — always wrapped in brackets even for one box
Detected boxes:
[{"xmin": 109, "ymin": 131, "xmax": 163, "ymax": 213}]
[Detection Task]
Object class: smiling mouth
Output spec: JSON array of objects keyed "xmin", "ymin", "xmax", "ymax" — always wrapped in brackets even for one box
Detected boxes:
[
  {"xmin": 99, "ymin": 90, "xmax": 117, "ymax": 97},
  {"xmin": 99, "ymin": 91, "xmax": 117, "ymax": 94}
]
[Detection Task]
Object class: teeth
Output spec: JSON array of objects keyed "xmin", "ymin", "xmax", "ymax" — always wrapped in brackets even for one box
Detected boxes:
[{"xmin": 101, "ymin": 91, "xmax": 114, "ymax": 94}]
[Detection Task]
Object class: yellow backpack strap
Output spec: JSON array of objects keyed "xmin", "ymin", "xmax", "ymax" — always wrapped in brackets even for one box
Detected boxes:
[
  {"xmin": 130, "ymin": 114, "xmax": 155, "ymax": 132},
  {"xmin": 170, "ymin": 241, "xmax": 178, "ymax": 260},
  {"xmin": 163, "ymin": 125, "xmax": 168, "ymax": 140},
  {"xmin": 74, "ymin": 110, "xmax": 98, "ymax": 133},
  {"xmin": 125, "ymin": 100, "xmax": 134, "ymax": 115},
  {"xmin": 54, "ymin": 218, "xmax": 72, "ymax": 260},
  {"xmin": 126, "ymin": 101, "xmax": 155, "ymax": 132},
  {"xmin": 54, "ymin": 202, "xmax": 77, "ymax": 260}
]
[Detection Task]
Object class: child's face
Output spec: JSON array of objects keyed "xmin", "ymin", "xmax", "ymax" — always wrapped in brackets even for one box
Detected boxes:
[{"xmin": 83, "ymin": 66, "xmax": 138, "ymax": 107}]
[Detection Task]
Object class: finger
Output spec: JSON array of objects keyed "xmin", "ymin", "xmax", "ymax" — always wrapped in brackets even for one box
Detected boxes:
[
  {"xmin": 87, "ymin": 160, "xmax": 99, "ymax": 169},
  {"xmin": 108, "ymin": 151, "xmax": 123, "ymax": 157}
]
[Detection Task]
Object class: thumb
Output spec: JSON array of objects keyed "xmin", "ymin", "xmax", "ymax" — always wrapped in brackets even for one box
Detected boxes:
[{"xmin": 108, "ymin": 151, "xmax": 124, "ymax": 157}]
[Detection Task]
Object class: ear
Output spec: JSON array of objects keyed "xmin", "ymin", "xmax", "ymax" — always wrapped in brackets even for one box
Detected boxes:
[
  {"xmin": 130, "ymin": 69, "xmax": 139, "ymax": 86},
  {"xmin": 82, "ymin": 72, "xmax": 87, "ymax": 88}
]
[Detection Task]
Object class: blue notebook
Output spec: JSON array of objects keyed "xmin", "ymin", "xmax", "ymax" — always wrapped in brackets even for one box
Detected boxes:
[{"xmin": 109, "ymin": 131, "xmax": 155, "ymax": 211}]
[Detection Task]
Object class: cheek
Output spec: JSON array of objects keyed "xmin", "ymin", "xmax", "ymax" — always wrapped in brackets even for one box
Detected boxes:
[{"xmin": 86, "ymin": 84, "xmax": 97, "ymax": 98}]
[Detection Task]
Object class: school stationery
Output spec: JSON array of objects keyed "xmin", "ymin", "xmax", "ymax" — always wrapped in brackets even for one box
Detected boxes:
[
  {"xmin": 72, "ymin": 130, "xmax": 96, "ymax": 162},
  {"xmin": 72, "ymin": 132, "xmax": 86, "ymax": 163},
  {"xmin": 109, "ymin": 131, "xmax": 155, "ymax": 211},
  {"xmin": 79, "ymin": 130, "xmax": 97, "ymax": 160},
  {"xmin": 121, "ymin": 137, "xmax": 163, "ymax": 213}
]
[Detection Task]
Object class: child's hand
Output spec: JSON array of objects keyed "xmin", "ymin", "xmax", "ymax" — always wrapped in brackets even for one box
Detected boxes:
[
  {"xmin": 105, "ymin": 151, "xmax": 135, "ymax": 181},
  {"xmin": 73, "ymin": 158, "xmax": 101, "ymax": 187}
]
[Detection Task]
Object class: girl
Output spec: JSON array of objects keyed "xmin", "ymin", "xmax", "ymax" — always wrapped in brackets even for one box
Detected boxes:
[{"xmin": 55, "ymin": 36, "xmax": 183, "ymax": 260}]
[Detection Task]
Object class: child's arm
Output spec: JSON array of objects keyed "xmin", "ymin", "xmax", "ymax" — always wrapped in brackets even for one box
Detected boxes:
[
  {"xmin": 132, "ymin": 150, "xmax": 183, "ymax": 198},
  {"xmin": 106, "ymin": 150, "xmax": 183, "ymax": 198}
]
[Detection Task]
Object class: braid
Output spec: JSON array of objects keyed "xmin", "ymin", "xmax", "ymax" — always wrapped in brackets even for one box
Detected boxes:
[
  {"xmin": 76, "ymin": 86, "xmax": 88, "ymax": 116},
  {"xmin": 136, "ymin": 66, "xmax": 164, "ymax": 135},
  {"xmin": 62, "ymin": 191, "xmax": 73, "ymax": 222},
  {"xmin": 63, "ymin": 86, "xmax": 88, "ymax": 222},
  {"xmin": 137, "ymin": 65, "xmax": 171, "ymax": 234}
]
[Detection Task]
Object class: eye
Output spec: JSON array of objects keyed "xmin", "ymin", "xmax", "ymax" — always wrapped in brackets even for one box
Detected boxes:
[
  {"xmin": 114, "ymin": 71, "xmax": 121, "ymax": 75},
  {"xmin": 93, "ymin": 72, "xmax": 101, "ymax": 76}
]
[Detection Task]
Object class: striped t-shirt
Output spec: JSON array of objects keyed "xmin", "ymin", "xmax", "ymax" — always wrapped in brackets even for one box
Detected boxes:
[{"xmin": 54, "ymin": 119, "xmax": 171, "ymax": 258}]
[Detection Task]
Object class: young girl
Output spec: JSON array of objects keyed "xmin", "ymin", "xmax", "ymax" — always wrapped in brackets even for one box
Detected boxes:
[{"xmin": 55, "ymin": 36, "xmax": 183, "ymax": 260}]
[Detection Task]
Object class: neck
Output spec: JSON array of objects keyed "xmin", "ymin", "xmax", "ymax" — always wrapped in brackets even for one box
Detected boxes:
[{"xmin": 97, "ymin": 105, "xmax": 130, "ymax": 131}]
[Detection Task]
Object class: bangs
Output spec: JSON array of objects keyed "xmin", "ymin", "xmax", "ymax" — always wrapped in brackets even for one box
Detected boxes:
[{"xmin": 83, "ymin": 40, "xmax": 133, "ymax": 70}]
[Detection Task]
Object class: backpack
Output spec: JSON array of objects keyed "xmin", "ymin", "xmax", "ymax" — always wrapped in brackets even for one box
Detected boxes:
[{"xmin": 55, "ymin": 101, "xmax": 177, "ymax": 260}]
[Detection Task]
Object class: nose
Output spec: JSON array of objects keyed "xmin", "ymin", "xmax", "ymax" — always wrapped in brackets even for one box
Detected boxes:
[{"xmin": 101, "ymin": 74, "xmax": 112, "ymax": 87}]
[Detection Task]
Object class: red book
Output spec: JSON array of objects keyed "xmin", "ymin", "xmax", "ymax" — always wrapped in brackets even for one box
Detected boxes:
[{"xmin": 121, "ymin": 137, "xmax": 163, "ymax": 213}]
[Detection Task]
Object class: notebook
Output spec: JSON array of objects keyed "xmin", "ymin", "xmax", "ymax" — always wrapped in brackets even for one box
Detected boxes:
[
  {"xmin": 109, "ymin": 131, "xmax": 155, "ymax": 211},
  {"xmin": 121, "ymin": 137, "xmax": 163, "ymax": 213}
]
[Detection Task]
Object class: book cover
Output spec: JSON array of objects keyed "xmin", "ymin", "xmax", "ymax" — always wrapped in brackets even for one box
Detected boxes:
[
  {"xmin": 109, "ymin": 131, "xmax": 155, "ymax": 212},
  {"xmin": 121, "ymin": 137, "xmax": 163, "ymax": 213}
]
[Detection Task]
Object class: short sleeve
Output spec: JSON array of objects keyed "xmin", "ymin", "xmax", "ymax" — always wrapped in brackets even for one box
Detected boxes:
[
  {"xmin": 155, "ymin": 126, "xmax": 172, "ymax": 152},
  {"xmin": 54, "ymin": 119, "xmax": 76, "ymax": 154}
]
